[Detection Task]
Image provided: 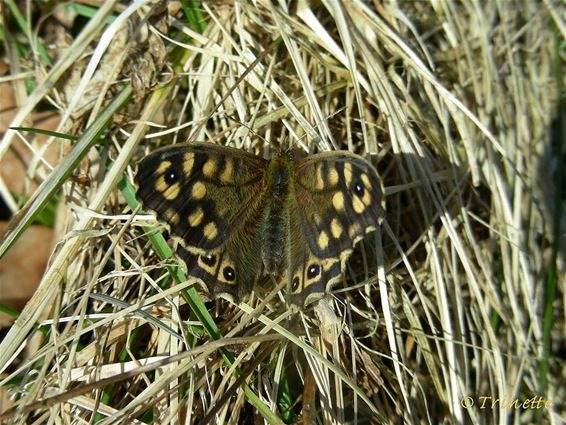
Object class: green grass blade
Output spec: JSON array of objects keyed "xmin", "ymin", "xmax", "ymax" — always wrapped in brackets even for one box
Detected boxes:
[{"xmin": 0, "ymin": 87, "xmax": 131, "ymax": 260}]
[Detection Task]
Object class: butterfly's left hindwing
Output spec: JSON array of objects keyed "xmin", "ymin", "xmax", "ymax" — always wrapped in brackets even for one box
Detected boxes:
[{"xmin": 287, "ymin": 207, "xmax": 343, "ymax": 306}]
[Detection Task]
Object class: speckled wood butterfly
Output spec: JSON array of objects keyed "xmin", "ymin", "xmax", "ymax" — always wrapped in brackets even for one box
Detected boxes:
[{"xmin": 135, "ymin": 142, "xmax": 385, "ymax": 306}]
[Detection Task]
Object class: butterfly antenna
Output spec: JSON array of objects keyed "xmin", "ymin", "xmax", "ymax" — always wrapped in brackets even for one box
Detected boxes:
[
  {"xmin": 224, "ymin": 114, "xmax": 270, "ymax": 147},
  {"xmin": 187, "ymin": 37, "xmax": 282, "ymax": 142},
  {"xmin": 292, "ymin": 106, "xmax": 348, "ymax": 153}
]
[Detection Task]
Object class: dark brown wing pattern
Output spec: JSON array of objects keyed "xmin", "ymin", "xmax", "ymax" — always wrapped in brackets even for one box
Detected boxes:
[
  {"xmin": 289, "ymin": 151, "xmax": 385, "ymax": 305},
  {"xmin": 135, "ymin": 143, "xmax": 268, "ymax": 301},
  {"xmin": 136, "ymin": 143, "xmax": 385, "ymax": 306}
]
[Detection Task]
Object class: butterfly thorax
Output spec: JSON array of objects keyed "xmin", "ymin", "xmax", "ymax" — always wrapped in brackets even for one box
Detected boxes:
[{"xmin": 260, "ymin": 153, "xmax": 294, "ymax": 275}]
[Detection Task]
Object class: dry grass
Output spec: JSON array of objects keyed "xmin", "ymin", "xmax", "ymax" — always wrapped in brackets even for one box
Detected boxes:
[{"xmin": 0, "ymin": 1, "xmax": 564, "ymax": 424}]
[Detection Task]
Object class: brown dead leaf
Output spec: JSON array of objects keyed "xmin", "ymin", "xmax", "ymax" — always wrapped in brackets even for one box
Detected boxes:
[{"xmin": 0, "ymin": 223, "xmax": 53, "ymax": 326}]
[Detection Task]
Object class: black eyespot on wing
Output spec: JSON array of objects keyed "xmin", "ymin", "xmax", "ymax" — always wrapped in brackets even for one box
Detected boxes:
[
  {"xmin": 307, "ymin": 264, "xmax": 320, "ymax": 279},
  {"xmin": 164, "ymin": 169, "xmax": 178, "ymax": 184},
  {"xmin": 223, "ymin": 266, "xmax": 235, "ymax": 282},
  {"xmin": 292, "ymin": 276, "xmax": 300, "ymax": 292},
  {"xmin": 354, "ymin": 181, "xmax": 364, "ymax": 196},
  {"xmin": 201, "ymin": 254, "xmax": 216, "ymax": 266}
]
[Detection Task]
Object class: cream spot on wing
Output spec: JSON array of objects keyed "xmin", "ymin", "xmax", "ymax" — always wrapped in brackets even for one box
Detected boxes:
[
  {"xmin": 352, "ymin": 195, "xmax": 365, "ymax": 213},
  {"xmin": 157, "ymin": 160, "xmax": 172, "ymax": 174},
  {"xmin": 220, "ymin": 158, "xmax": 234, "ymax": 183},
  {"xmin": 331, "ymin": 218, "xmax": 343, "ymax": 238},
  {"xmin": 183, "ymin": 153, "xmax": 195, "ymax": 175},
  {"xmin": 362, "ymin": 190, "xmax": 372, "ymax": 206},
  {"xmin": 348, "ymin": 223, "xmax": 362, "ymax": 239},
  {"xmin": 163, "ymin": 182, "xmax": 180, "ymax": 200},
  {"xmin": 203, "ymin": 222, "xmax": 218, "ymax": 240},
  {"xmin": 155, "ymin": 175, "xmax": 167, "ymax": 192},
  {"xmin": 344, "ymin": 163, "xmax": 353, "ymax": 186},
  {"xmin": 332, "ymin": 192, "xmax": 345, "ymax": 212},
  {"xmin": 203, "ymin": 158, "xmax": 216, "ymax": 178},
  {"xmin": 328, "ymin": 167, "xmax": 339, "ymax": 187},
  {"xmin": 165, "ymin": 209, "xmax": 180, "ymax": 225},
  {"xmin": 191, "ymin": 181, "xmax": 206, "ymax": 199},
  {"xmin": 318, "ymin": 231, "xmax": 329, "ymax": 250},
  {"xmin": 188, "ymin": 207, "xmax": 204, "ymax": 227},
  {"xmin": 313, "ymin": 213, "xmax": 322, "ymax": 226},
  {"xmin": 315, "ymin": 163, "xmax": 325, "ymax": 190},
  {"xmin": 360, "ymin": 173, "xmax": 373, "ymax": 205}
]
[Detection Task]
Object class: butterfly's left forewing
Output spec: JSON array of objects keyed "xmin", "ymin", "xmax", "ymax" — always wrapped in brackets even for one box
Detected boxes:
[{"xmin": 293, "ymin": 151, "xmax": 385, "ymax": 256}]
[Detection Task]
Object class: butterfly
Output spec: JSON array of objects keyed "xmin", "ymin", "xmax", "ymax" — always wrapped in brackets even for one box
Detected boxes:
[{"xmin": 135, "ymin": 142, "xmax": 385, "ymax": 306}]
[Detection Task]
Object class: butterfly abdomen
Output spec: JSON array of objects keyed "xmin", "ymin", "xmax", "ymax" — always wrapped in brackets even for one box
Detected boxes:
[{"xmin": 260, "ymin": 157, "xmax": 293, "ymax": 274}]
